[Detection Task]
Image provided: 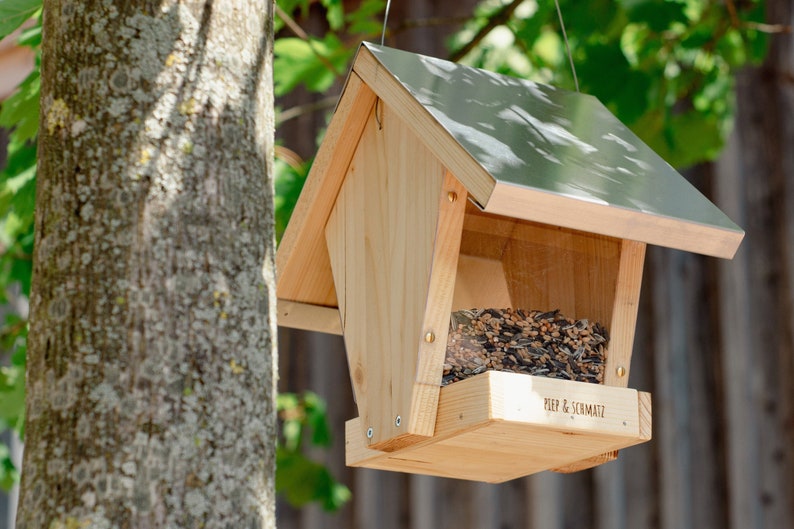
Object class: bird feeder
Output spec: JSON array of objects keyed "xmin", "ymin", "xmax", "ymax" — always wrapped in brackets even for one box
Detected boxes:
[{"xmin": 276, "ymin": 43, "xmax": 744, "ymax": 483}]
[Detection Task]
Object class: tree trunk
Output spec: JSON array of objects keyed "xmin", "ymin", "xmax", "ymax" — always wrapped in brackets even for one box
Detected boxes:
[{"xmin": 15, "ymin": 1, "xmax": 276, "ymax": 528}]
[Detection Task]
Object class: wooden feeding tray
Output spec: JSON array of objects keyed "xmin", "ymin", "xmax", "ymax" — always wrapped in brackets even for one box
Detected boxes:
[
  {"xmin": 346, "ymin": 371, "xmax": 651, "ymax": 483},
  {"xmin": 275, "ymin": 43, "xmax": 744, "ymax": 482}
]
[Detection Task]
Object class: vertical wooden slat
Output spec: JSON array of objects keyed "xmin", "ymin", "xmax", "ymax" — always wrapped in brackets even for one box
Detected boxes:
[
  {"xmin": 716, "ymin": 52, "xmax": 794, "ymax": 527},
  {"xmin": 651, "ymin": 247, "xmax": 695, "ymax": 529},
  {"xmin": 594, "ymin": 458, "xmax": 627, "ymax": 529},
  {"xmin": 714, "ymin": 129, "xmax": 758, "ymax": 529},
  {"xmin": 497, "ymin": 478, "xmax": 530, "ymax": 528},
  {"xmin": 527, "ymin": 473, "xmax": 564, "ymax": 529},
  {"xmin": 409, "ymin": 475, "xmax": 437, "ymax": 529}
]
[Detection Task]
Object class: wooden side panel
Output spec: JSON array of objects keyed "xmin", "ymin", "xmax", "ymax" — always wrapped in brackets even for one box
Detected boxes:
[
  {"xmin": 325, "ymin": 102, "xmax": 446, "ymax": 450},
  {"xmin": 276, "ymin": 73, "xmax": 377, "ymax": 313},
  {"xmin": 501, "ymin": 222, "xmax": 622, "ymax": 325},
  {"xmin": 325, "ymin": 148, "xmax": 367, "ymax": 407},
  {"xmin": 459, "ymin": 200, "xmax": 516, "ymax": 261},
  {"xmin": 558, "ymin": 240, "xmax": 645, "ymax": 470},
  {"xmin": 451, "ymin": 255, "xmax": 511, "ymax": 310},
  {"xmin": 604, "ymin": 240, "xmax": 646, "ymax": 387},
  {"xmin": 353, "ymin": 47, "xmax": 496, "ymax": 207}
]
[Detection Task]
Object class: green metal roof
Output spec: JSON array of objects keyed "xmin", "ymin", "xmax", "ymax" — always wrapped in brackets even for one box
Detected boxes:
[{"xmin": 360, "ymin": 42, "xmax": 743, "ymax": 257}]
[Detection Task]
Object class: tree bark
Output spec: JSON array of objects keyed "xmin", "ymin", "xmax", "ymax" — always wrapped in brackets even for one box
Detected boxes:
[{"xmin": 16, "ymin": 1, "xmax": 276, "ymax": 528}]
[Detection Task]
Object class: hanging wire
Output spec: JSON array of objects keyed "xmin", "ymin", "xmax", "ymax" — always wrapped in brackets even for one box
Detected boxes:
[
  {"xmin": 554, "ymin": 0, "xmax": 579, "ymax": 92},
  {"xmin": 381, "ymin": 0, "xmax": 393, "ymax": 46},
  {"xmin": 375, "ymin": 0, "xmax": 393, "ymax": 129}
]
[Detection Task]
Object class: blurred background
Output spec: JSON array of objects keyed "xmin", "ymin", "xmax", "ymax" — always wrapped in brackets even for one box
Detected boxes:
[{"xmin": 1, "ymin": 0, "xmax": 792, "ymax": 527}]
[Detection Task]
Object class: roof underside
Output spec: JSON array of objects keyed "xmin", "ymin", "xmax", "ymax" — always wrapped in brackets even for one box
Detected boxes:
[{"xmin": 361, "ymin": 42, "xmax": 743, "ymax": 258}]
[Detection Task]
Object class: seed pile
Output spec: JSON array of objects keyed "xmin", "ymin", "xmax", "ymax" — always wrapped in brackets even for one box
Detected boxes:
[{"xmin": 443, "ymin": 308, "xmax": 609, "ymax": 386}]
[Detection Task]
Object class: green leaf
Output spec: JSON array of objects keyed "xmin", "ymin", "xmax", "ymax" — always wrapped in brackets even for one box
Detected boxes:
[
  {"xmin": 0, "ymin": 136, "xmax": 35, "ymax": 182},
  {"xmin": 0, "ymin": 140, "xmax": 37, "ymax": 259},
  {"xmin": 0, "ymin": 69, "xmax": 40, "ymax": 144},
  {"xmin": 274, "ymin": 392, "xmax": 350, "ymax": 509},
  {"xmin": 282, "ymin": 418, "xmax": 302, "ymax": 451},
  {"xmin": 274, "ymin": 34, "xmax": 352, "ymax": 96},
  {"xmin": 625, "ymin": 0, "xmax": 688, "ymax": 32},
  {"xmin": 581, "ymin": 43, "xmax": 629, "ymax": 84},
  {"xmin": 274, "ymin": 0, "xmax": 310, "ymax": 33},
  {"xmin": 612, "ymin": 69, "xmax": 652, "ymax": 124},
  {"xmin": 276, "ymin": 449, "xmax": 351, "ymax": 511},
  {"xmin": 321, "ymin": 0, "xmax": 344, "ymax": 31},
  {"xmin": 636, "ymin": 109, "xmax": 725, "ymax": 169},
  {"xmin": 303, "ymin": 391, "xmax": 332, "ymax": 447},
  {"xmin": 0, "ymin": 444, "xmax": 20, "ymax": 491},
  {"xmin": 0, "ymin": 366, "xmax": 25, "ymax": 429},
  {"xmin": 16, "ymin": 18, "xmax": 40, "ymax": 47},
  {"xmin": 274, "ymin": 154, "xmax": 309, "ymax": 243},
  {"xmin": 0, "ymin": 0, "xmax": 40, "ymax": 40},
  {"xmin": 345, "ymin": 0, "xmax": 385, "ymax": 35},
  {"xmin": 277, "ymin": 392, "xmax": 300, "ymax": 412},
  {"xmin": 6, "ymin": 322, "xmax": 27, "ymax": 366},
  {"xmin": 564, "ymin": 0, "xmax": 624, "ymax": 39}
]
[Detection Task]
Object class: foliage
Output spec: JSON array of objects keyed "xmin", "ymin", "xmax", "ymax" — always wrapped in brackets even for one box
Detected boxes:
[
  {"xmin": 447, "ymin": 0, "xmax": 768, "ymax": 168},
  {"xmin": 0, "ymin": 0, "xmax": 776, "ymax": 510},
  {"xmin": 276, "ymin": 392, "xmax": 352, "ymax": 511},
  {"xmin": 274, "ymin": 148, "xmax": 311, "ymax": 242},
  {"xmin": 0, "ymin": 8, "xmax": 40, "ymax": 496},
  {"xmin": 0, "ymin": 0, "xmax": 39, "ymax": 39}
]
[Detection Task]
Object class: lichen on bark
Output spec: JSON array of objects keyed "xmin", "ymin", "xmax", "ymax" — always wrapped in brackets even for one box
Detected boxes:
[{"xmin": 16, "ymin": 1, "xmax": 277, "ymax": 528}]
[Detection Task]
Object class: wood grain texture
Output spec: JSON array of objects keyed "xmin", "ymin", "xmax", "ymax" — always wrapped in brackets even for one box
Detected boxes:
[
  {"xmin": 502, "ymin": 221, "xmax": 621, "ymax": 325},
  {"xmin": 552, "ymin": 451, "xmax": 619, "ymax": 474},
  {"xmin": 325, "ymin": 101, "xmax": 446, "ymax": 450},
  {"xmin": 410, "ymin": 172, "xmax": 468, "ymax": 435},
  {"xmin": 346, "ymin": 371, "xmax": 651, "ymax": 483},
  {"xmin": 352, "ymin": 46, "xmax": 496, "ymax": 206},
  {"xmin": 604, "ymin": 240, "xmax": 647, "ymax": 387},
  {"xmin": 487, "ymin": 181, "xmax": 743, "ymax": 259},
  {"xmin": 451, "ymin": 254, "xmax": 511, "ymax": 310},
  {"xmin": 276, "ymin": 72, "xmax": 377, "ymax": 311},
  {"xmin": 276, "ymin": 300, "xmax": 342, "ymax": 335}
]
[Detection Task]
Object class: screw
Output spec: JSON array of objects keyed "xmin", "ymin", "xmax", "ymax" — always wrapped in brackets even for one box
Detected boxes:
[
  {"xmin": 395, "ymin": 416, "xmax": 402, "ymax": 427},
  {"xmin": 424, "ymin": 331, "xmax": 435, "ymax": 343},
  {"xmin": 616, "ymin": 366, "xmax": 626, "ymax": 377},
  {"xmin": 447, "ymin": 191, "xmax": 457, "ymax": 203},
  {"xmin": 366, "ymin": 427, "xmax": 373, "ymax": 439}
]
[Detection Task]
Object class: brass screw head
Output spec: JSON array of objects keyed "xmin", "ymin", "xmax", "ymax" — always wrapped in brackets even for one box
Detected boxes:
[
  {"xmin": 424, "ymin": 331, "xmax": 435, "ymax": 343},
  {"xmin": 616, "ymin": 366, "xmax": 627, "ymax": 377},
  {"xmin": 447, "ymin": 191, "xmax": 457, "ymax": 203}
]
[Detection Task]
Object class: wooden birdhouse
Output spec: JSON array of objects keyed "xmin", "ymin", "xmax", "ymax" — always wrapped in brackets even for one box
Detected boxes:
[{"xmin": 276, "ymin": 43, "xmax": 744, "ymax": 483}]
